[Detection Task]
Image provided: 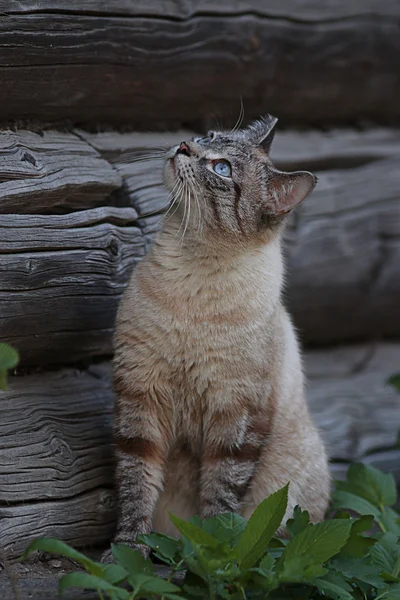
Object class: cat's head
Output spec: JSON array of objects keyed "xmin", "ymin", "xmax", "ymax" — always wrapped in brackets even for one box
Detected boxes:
[{"xmin": 164, "ymin": 115, "xmax": 316, "ymax": 245}]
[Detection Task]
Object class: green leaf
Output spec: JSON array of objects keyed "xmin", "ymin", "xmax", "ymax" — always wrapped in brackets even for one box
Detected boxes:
[
  {"xmin": 330, "ymin": 555, "xmax": 385, "ymax": 588},
  {"xmin": 169, "ymin": 513, "xmax": 218, "ymax": 549},
  {"xmin": 0, "ymin": 343, "xmax": 19, "ymax": 390},
  {"xmin": 339, "ymin": 515, "xmax": 376, "ymax": 557},
  {"xmin": 278, "ymin": 520, "xmax": 352, "ymax": 582},
  {"xmin": 22, "ymin": 538, "xmax": 102, "ymax": 575},
  {"xmin": 314, "ymin": 577, "xmax": 354, "ymax": 600},
  {"xmin": 111, "ymin": 544, "xmax": 154, "ymax": 576},
  {"xmin": 128, "ymin": 573, "xmax": 182, "ymax": 595},
  {"xmin": 202, "ymin": 513, "xmax": 247, "ymax": 546},
  {"xmin": 236, "ymin": 484, "xmax": 288, "ymax": 569},
  {"xmin": 387, "ymin": 373, "xmax": 400, "ymax": 392},
  {"xmin": 380, "ymin": 508, "xmax": 400, "ymax": 536},
  {"xmin": 369, "ymin": 532, "xmax": 400, "ymax": 576},
  {"xmin": 286, "ymin": 506, "xmax": 310, "ymax": 537},
  {"xmin": 137, "ymin": 532, "xmax": 180, "ymax": 564},
  {"xmin": 335, "ymin": 464, "xmax": 397, "ymax": 509},
  {"xmin": 59, "ymin": 572, "xmax": 130, "ymax": 599},
  {"xmin": 101, "ymin": 563, "xmax": 128, "ymax": 584},
  {"xmin": 331, "ymin": 489, "xmax": 381, "ymax": 518},
  {"xmin": 377, "ymin": 584, "xmax": 400, "ymax": 600}
]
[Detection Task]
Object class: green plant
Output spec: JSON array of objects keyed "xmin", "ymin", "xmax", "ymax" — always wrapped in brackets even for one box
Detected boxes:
[
  {"xmin": 0, "ymin": 342, "xmax": 19, "ymax": 390},
  {"xmin": 22, "ymin": 464, "xmax": 400, "ymax": 599}
]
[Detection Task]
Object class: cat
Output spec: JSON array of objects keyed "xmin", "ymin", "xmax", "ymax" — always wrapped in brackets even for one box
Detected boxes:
[{"xmin": 102, "ymin": 115, "xmax": 330, "ymax": 560}]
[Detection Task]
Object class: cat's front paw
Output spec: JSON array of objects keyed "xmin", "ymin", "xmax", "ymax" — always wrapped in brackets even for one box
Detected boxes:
[{"xmin": 100, "ymin": 548, "xmax": 114, "ymax": 564}]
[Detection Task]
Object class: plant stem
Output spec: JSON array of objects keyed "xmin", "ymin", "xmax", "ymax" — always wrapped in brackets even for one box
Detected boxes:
[{"xmin": 97, "ymin": 589, "xmax": 105, "ymax": 600}]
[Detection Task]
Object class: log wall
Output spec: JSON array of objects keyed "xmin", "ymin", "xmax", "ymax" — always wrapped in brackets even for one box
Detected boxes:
[{"xmin": 0, "ymin": 1, "xmax": 400, "ymax": 128}]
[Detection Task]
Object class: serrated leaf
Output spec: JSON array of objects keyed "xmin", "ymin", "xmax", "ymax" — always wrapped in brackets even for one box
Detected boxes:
[
  {"xmin": 331, "ymin": 489, "xmax": 381, "ymax": 517},
  {"xmin": 278, "ymin": 520, "xmax": 352, "ymax": 582},
  {"xmin": 286, "ymin": 505, "xmax": 310, "ymax": 537},
  {"xmin": 369, "ymin": 532, "xmax": 400, "ymax": 576},
  {"xmin": 137, "ymin": 532, "xmax": 179, "ymax": 563},
  {"xmin": 236, "ymin": 484, "xmax": 288, "ymax": 569},
  {"xmin": 377, "ymin": 584, "xmax": 400, "ymax": 600},
  {"xmin": 111, "ymin": 544, "xmax": 154, "ymax": 576},
  {"xmin": 314, "ymin": 577, "xmax": 354, "ymax": 600},
  {"xmin": 59, "ymin": 572, "xmax": 130, "ymax": 599},
  {"xmin": 380, "ymin": 508, "xmax": 400, "ymax": 536},
  {"xmin": 128, "ymin": 573, "xmax": 181, "ymax": 595},
  {"xmin": 202, "ymin": 513, "xmax": 247, "ymax": 546},
  {"xmin": 169, "ymin": 513, "xmax": 218, "ymax": 549},
  {"xmin": 340, "ymin": 515, "xmax": 376, "ymax": 557},
  {"xmin": 330, "ymin": 555, "xmax": 385, "ymax": 588},
  {"xmin": 22, "ymin": 538, "xmax": 102, "ymax": 575},
  {"xmin": 101, "ymin": 563, "xmax": 128, "ymax": 584},
  {"xmin": 336, "ymin": 464, "xmax": 397, "ymax": 509}
]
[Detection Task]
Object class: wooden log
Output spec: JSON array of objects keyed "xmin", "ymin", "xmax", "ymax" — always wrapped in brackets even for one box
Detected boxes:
[
  {"xmin": 1, "ymin": 2, "xmax": 400, "ymax": 127},
  {"xmin": 0, "ymin": 207, "xmax": 145, "ymax": 366},
  {"xmin": 0, "ymin": 130, "xmax": 121, "ymax": 213},
  {"xmin": 1, "ymin": 343, "xmax": 399, "ymax": 557},
  {"xmin": 81, "ymin": 128, "xmax": 400, "ymax": 343},
  {"xmin": 0, "ymin": 364, "xmax": 116, "ymax": 558}
]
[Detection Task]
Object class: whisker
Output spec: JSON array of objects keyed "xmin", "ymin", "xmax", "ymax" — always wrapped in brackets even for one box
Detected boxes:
[{"xmin": 230, "ymin": 98, "xmax": 245, "ymax": 134}]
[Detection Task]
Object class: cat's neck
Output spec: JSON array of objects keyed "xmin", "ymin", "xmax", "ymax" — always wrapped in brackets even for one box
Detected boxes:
[{"xmin": 145, "ymin": 221, "xmax": 284, "ymax": 317}]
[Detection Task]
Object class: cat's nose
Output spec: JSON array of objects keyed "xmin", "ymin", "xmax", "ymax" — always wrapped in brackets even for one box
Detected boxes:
[{"xmin": 176, "ymin": 141, "xmax": 191, "ymax": 157}]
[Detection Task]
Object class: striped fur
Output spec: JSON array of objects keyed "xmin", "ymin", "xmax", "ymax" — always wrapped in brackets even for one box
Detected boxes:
[{"xmin": 102, "ymin": 117, "xmax": 330, "ymax": 559}]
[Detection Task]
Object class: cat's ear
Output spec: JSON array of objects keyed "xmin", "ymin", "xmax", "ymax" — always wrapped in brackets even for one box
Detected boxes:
[
  {"xmin": 265, "ymin": 168, "xmax": 317, "ymax": 215},
  {"xmin": 246, "ymin": 114, "xmax": 278, "ymax": 153}
]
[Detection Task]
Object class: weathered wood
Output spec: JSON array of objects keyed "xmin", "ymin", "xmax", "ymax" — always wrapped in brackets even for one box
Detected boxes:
[
  {"xmin": 0, "ymin": 207, "xmax": 145, "ymax": 365},
  {"xmin": 1, "ymin": 343, "xmax": 399, "ymax": 557},
  {"xmin": 0, "ymin": 365, "xmax": 116, "ymax": 558},
  {"xmin": 82, "ymin": 128, "xmax": 400, "ymax": 343},
  {"xmin": 1, "ymin": 490, "xmax": 116, "ymax": 559},
  {"xmin": 0, "ymin": 130, "xmax": 121, "ymax": 213},
  {"xmin": 0, "ymin": 2, "xmax": 400, "ymax": 127}
]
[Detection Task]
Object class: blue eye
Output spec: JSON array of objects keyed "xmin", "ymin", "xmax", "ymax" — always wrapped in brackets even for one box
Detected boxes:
[{"xmin": 213, "ymin": 160, "xmax": 232, "ymax": 178}]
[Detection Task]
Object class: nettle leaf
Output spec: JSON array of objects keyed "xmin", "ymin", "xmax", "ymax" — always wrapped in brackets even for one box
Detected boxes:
[
  {"xmin": 22, "ymin": 538, "xmax": 102, "ymax": 576},
  {"xmin": 169, "ymin": 513, "xmax": 219, "ymax": 549},
  {"xmin": 380, "ymin": 508, "xmax": 400, "ymax": 536},
  {"xmin": 277, "ymin": 520, "xmax": 352, "ymax": 582},
  {"xmin": 128, "ymin": 573, "xmax": 182, "ymax": 596},
  {"xmin": 369, "ymin": 532, "xmax": 400, "ymax": 576},
  {"xmin": 336, "ymin": 464, "xmax": 397, "ymax": 509},
  {"xmin": 101, "ymin": 563, "xmax": 128, "ymax": 585},
  {"xmin": 314, "ymin": 576, "xmax": 354, "ymax": 600},
  {"xmin": 331, "ymin": 489, "xmax": 381, "ymax": 518},
  {"xmin": 377, "ymin": 584, "xmax": 400, "ymax": 600},
  {"xmin": 286, "ymin": 506, "xmax": 310, "ymax": 537},
  {"xmin": 111, "ymin": 544, "xmax": 154, "ymax": 576},
  {"xmin": 59, "ymin": 572, "xmax": 130, "ymax": 599},
  {"xmin": 0, "ymin": 343, "xmax": 19, "ymax": 390},
  {"xmin": 339, "ymin": 515, "xmax": 376, "ymax": 558},
  {"xmin": 236, "ymin": 484, "xmax": 289, "ymax": 569},
  {"xmin": 137, "ymin": 532, "xmax": 180, "ymax": 564},
  {"xmin": 330, "ymin": 555, "xmax": 385, "ymax": 589},
  {"xmin": 202, "ymin": 513, "xmax": 247, "ymax": 546}
]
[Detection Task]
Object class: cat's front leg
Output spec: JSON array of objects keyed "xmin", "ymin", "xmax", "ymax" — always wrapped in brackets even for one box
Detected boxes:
[
  {"xmin": 200, "ymin": 403, "xmax": 270, "ymax": 518},
  {"xmin": 102, "ymin": 391, "xmax": 171, "ymax": 562}
]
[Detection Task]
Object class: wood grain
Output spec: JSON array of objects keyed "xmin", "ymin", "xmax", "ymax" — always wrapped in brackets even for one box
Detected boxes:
[
  {"xmin": 0, "ymin": 2, "xmax": 399, "ymax": 127},
  {"xmin": 1, "ymin": 343, "xmax": 399, "ymax": 557},
  {"xmin": 0, "ymin": 207, "xmax": 145, "ymax": 366},
  {"xmin": 0, "ymin": 130, "xmax": 121, "ymax": 213}
]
